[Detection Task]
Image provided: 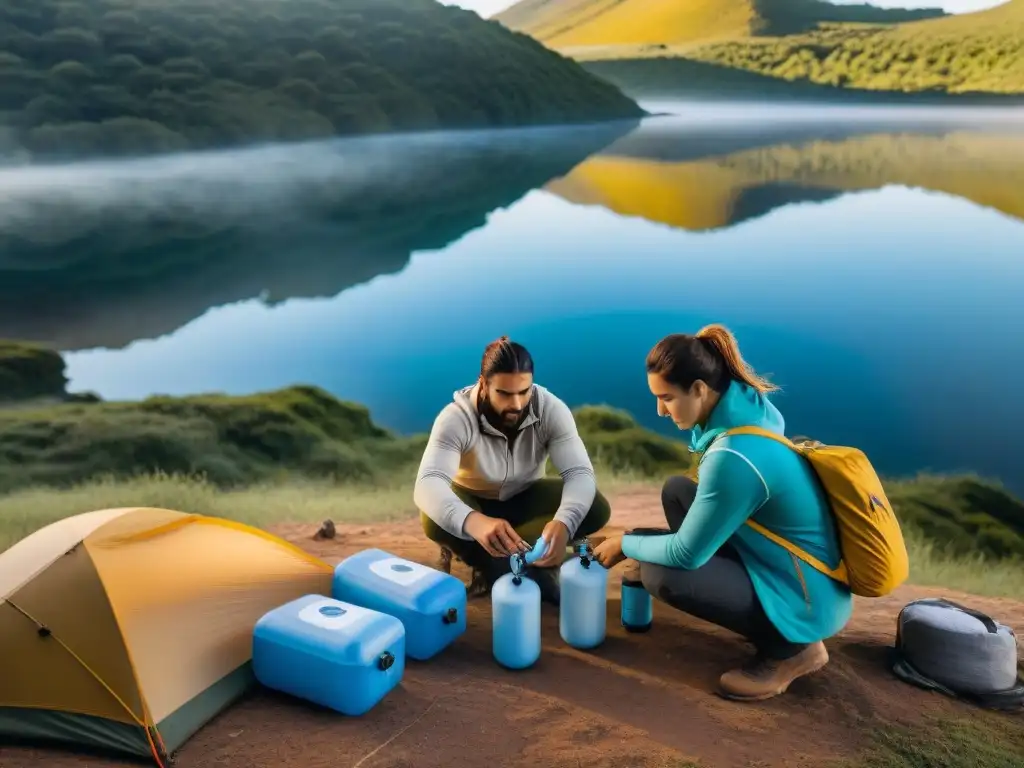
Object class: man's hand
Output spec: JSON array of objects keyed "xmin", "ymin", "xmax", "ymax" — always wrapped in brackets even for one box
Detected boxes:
[
  {"xmin": 532, "ymin": 520, "xmax": 571, "ymax": 567},
  {"xmin": 593, "ymin": 535, "xmax": 626, "ymax": 569},
  {"xmin": 464, "ymin": 512, "xmax": 527, "ymax": 557}
]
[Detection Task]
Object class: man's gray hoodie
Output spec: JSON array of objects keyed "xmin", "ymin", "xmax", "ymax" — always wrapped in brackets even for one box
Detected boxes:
[{"xmin": 413, "ymin": 382, "xmax": 597, "ymax": 540}]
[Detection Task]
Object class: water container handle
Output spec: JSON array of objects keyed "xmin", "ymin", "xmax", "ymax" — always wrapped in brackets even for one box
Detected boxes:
[
  {"xmin": 378, "ymin": 651, "xmax": 396, "ymax": 671},
  {"xmin": 442, "ymin": 607, "xmax": 459, "ymax": 625}
]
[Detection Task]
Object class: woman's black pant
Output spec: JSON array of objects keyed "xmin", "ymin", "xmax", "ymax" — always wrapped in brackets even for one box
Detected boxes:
[{"xmin": 635, "ymin": 475, "xmax": 808, "ymax": 661}]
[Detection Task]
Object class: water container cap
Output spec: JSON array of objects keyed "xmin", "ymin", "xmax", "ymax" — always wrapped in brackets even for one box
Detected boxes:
[
  {"xmin": 442, "ymin": 607, "xmax": 459, "ymax": 624},
  {"xmin": 378, "ymin": 651, "xmax": 395, "ymax": 671},
  {"xmin": 576, "ymin": 538, "xmax": 593, "ymax": 568},
  {"xmin": 510, "ymin": 551, "xmax": 526, "ymax": 579}
]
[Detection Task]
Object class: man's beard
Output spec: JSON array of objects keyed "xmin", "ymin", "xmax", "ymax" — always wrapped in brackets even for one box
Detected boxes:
[{"xmin": 479, "ymin": 393, "xmax": 527, "ymax": 433}]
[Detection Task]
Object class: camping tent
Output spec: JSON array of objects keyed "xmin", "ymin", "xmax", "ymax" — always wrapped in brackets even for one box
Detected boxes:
[{"xmin": 0, "ymin": 506, "xmax": 332, "ymax": 766}]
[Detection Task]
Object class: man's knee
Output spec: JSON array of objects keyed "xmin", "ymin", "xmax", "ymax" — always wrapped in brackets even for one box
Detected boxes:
[
  {"xmin": 590, "ymin": 488, "xmax": 612, "ymax": 527},
  {"xmin": 576, "ymin": 488, "xmax": 611, "ymax": 535},
  {"xmin": 420, "ymin": 511, "xmax": 448, "ymax": 544}
]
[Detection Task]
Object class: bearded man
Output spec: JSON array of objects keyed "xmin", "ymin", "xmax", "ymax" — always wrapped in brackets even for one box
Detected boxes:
[{"xmin": 413, "ymin": 336, "xmax": 611, "ymax": 604}]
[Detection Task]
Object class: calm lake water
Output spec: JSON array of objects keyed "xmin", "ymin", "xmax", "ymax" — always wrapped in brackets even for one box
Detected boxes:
[{"xmin": 2, "ymin": 102, "xmax": 1023, "ymax": 492}]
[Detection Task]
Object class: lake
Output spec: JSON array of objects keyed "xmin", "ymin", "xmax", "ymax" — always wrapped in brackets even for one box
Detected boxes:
[{"xmin": 1, "ymin": 102, "xmax": 1023, "ymax": 492}]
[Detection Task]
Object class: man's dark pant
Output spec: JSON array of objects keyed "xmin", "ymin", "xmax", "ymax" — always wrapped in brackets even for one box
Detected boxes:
[{"xmin": 420, "ymin": 478, "xmax": 611, "ymax": 570}]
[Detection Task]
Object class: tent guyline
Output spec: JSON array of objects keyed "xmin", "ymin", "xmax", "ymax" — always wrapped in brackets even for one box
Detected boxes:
[{"xmin": 4, "ymin": 599, "xmax": 169, "ymax": 768}]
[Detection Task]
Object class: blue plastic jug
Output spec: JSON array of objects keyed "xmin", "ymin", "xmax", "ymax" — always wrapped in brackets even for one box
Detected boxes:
[
  {"xmin": 332, "ymin": 548, "xmax": 466, "ymax": 661},
  {"xmin": 559, "ymin": 539, "xmax": 608, "ymax": 649},
  {"xmin": 252, "ymin": 594, "xmax": 405, "ymax": 716},
  {"xmin": 621, "ymin": 575, "xmax": 653, "ymax": 633},
  {"xmin": 491, "ymin": 545, "xmax": 543, "ymax": 669}
]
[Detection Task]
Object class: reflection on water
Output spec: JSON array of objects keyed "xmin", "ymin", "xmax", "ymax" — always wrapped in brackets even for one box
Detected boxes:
[
  {"xmin": 1, "ymin": 108, "xmax": 1023, "ymax": 491},
  {"xmin": 548, "ymin": 117, "xmax": 1024, "ymax": 230},
  {"xmin": 0, "ymin": 121, "xmax": 636, "ymax": 349}
]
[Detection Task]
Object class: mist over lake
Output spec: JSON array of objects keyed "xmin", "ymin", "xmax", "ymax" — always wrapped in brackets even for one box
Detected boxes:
[{"xmin": 2, "ymin": 102, "xmax": 1022, "ymax": 492}]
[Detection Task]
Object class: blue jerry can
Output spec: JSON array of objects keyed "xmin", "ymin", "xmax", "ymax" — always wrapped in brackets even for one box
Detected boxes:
[
  {"xmin": 253, "ymin": 594, "xmax": 405, "ymax": 716},
  {"xmin": 332, "ymin": 548, "xmax": 467, "ymax": 661}
]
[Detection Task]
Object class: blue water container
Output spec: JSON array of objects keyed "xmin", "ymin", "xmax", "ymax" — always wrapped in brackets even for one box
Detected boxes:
[
  {"xmin": 491, "ymin": 559, "xmax": 541, "ymax": 670},
  {"xmin": 559, "ymin": 539, "xmax": 608, "ymax": 650},
  {"xmin": 332, "ymin": 548, "xmax": 466, "ymax": 661},
  {"xmin": 621, "ymin": 576, "xmax": 653, "ymax": 633},
  {"xmin": 252, "ymin": 594, "xmax": 405, "ymax": 716}
]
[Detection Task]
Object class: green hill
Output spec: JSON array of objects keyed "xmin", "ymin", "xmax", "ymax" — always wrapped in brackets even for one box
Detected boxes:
[
  {"xmin": 0, "ymin": 341, "xmax": 68, "ymax": 403},
  {"xmin": 2, "ymin": 342, "xmax": 1023, "ymax": 564},
  {"xmin": 495, "ymin": 0, "xmax": 945, "ymax": 49},
  {"xmin": 689, "ymin": 0, "xmax": 1024, "ymax": 94},
  {"xmin": 0, "ymin": 343, "xmax": 690, "ymax": 492},
  {"xmin": 0, "ymin": 0, "xmax": 642, "ymax": 161},
  {"xmin": 497, "ymin": 0, "xmax": 1024, "ymax": 96}
]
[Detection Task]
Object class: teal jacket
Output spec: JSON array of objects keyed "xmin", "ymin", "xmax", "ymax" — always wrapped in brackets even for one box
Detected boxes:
[{"xmin": 621, "ymin": 380, "xmax": 853, "ymax": 644}]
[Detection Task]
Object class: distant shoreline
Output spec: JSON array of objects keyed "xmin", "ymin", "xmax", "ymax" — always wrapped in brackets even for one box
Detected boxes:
[{"xmin": 584, "ymin": 57, "xmax": 1024, "ymax": 108}]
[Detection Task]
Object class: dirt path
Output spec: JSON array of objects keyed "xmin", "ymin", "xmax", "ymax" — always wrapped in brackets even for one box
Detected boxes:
[{"xmin": 3, "ymin": 489, "xmax": 1022, "ymax": 768}]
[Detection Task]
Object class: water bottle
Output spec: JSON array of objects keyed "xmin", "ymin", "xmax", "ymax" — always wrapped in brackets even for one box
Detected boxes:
[
  {"xmin": 559, "ymin": 538, "xmax": 608, "ymax": 650},
  {"xmin": 491, "ymin": 545, "xmax": 543, "ymax": 669},
  {"xmin": 621, "ymin": 575, "xmax": 653, "ymax": 633}
]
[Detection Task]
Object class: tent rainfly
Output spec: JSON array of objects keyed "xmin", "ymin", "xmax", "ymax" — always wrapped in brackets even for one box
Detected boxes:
[{"xmin": 0, "ymin": 507, "xmax": 332, "ymax": 766}]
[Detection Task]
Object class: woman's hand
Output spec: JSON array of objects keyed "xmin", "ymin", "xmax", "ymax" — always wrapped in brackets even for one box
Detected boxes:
[{"xmin": 592, "ymin": 535, "xmax": 626, "ymax": 569}]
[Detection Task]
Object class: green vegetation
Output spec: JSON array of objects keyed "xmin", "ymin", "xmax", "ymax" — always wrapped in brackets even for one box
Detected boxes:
[
  {"xmin": 571, "ymin": 404, "xmax": 691, "ymax": 477},
  {"xmin": 755, "ymin": 0, "xmax": 947, "ymax": 34},
  {"xmin": 0, "ymin": 384, "xmax": 691, "ymax": 494},
  {"xmin": 888, "ymin": 475, "xmax": 1024, "ymax": 561},
  {"xmin": 691, "ymin": 4, "xmax": 1024, "ymax": 94},
  {"xmin": 0, "ymin": 341, "xmax": 68, "ymax": 402},
  {"xmin": 0, "ymin": 0, "xmax": 642, "ymax": 161},
  {"xmin": 846, "ymin": 716, "xmax": 1024, "ymax": 768},
  {"xmin": 0, "ymin": 384, "xmax": 427, "ymax": 491},
  {"xmin": 4, "ymin": 472, "xmax": 1022, "ymax": 598},
  {"xmin": 1, "ymin": 347, "xmax": 1022, "ymax": 599},
  {"xmin": 498, "ymin": 0, "xmax": 1024, "ymax": 97},
  {"xmin": 495, "ymin": 0, "xmax": 943, "ymax": 50}
]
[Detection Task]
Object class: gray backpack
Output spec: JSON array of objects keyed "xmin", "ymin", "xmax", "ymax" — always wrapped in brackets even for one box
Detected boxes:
[{"xmin": 891, "ymin": 598, "xmax": 1023, "ymax": 711}]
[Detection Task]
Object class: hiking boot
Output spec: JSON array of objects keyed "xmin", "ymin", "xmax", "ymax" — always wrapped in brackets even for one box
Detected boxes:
[
  {"xmin": 466, "ymin": 557, "xmax": 512, "ymax": 599},
  {"xmin": 437, "ymin": 545, "xmax": 453, "ymax": 574},
  {"xmin": 528, "ymin": 566, "xmax": 561, "ymax": 606},
  {"xmin": 718, "ymin": 641, "xmax": 829, "ymax": 701}
]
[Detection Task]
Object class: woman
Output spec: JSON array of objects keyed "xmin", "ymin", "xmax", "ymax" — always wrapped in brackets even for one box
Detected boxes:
[{"xmin": 593, "ymin": 324, "xmax": 852, "ymax": 702}]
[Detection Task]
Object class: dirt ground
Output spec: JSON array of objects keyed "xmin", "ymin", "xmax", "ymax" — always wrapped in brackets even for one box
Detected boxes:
[{"xmin": 3, "ymin": 488, "xmax": 1022, "ymax": 768}]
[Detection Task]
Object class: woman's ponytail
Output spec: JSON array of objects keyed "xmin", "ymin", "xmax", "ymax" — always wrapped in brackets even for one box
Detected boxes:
[{"xmin": 695, "ymin": 324, "xmax": 779, "ymax": 394}]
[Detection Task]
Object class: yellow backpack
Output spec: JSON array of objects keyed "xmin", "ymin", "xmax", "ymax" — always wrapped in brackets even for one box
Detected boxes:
[{"xmin": 718, "ymin": 426, "xmax": 910, "ymax": 598}]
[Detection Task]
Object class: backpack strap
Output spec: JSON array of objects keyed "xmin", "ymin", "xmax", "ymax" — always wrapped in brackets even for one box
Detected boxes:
[{"xmin": 717, "ymin": 426, "xmax": 850, "ymax": 584}]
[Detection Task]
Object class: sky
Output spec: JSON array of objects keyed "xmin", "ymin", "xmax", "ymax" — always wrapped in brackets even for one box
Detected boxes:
[{"xmin": 441, "ymin": 0, "xmax": 1007, "ymax": 19}]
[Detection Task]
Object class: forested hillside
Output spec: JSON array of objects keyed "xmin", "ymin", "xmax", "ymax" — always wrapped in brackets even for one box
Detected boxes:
[{"xmin": 0, "ymin": 0, "xmax": 642, "ymax": 160}]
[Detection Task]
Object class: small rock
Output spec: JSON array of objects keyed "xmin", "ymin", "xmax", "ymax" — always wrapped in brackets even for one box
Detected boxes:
[{"xmin": 314, "ymin": 519, "xmax": 336, "ymax": 540}]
